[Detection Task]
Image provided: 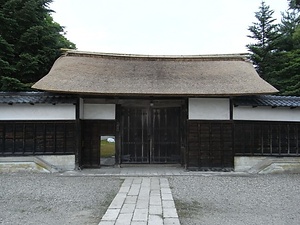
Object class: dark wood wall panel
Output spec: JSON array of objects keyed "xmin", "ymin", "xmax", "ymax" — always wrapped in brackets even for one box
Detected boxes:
[
  {"xmin": 234, "ymin": 121, "xmax": 300, "ymax": 156},
  {"xmin": 0, "ymin": 121, "xmax": 75, "ymax": 156},
  {"xmin": 81, "ymin": 120, "xmax": 115, "ymax": 167},
  {"xmin": 187, "ymin": 121, "xmax": 234, "ymax": 170},
  {"xmin": 188, "ymin": 120, "xmax": 300, "ymax": 170}
]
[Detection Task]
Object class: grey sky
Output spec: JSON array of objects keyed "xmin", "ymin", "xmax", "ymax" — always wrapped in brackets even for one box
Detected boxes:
[{"xmin": 50, "ymin": 0, "xmax": 289, "ymax": 55}]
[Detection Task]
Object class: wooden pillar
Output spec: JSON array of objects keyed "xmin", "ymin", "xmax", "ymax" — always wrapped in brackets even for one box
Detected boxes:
[
  {"xmin": 229, "ymin": 97, "xmax": 233, "ymax": 121},
  {"xmin": 75, "ymin": 97, "xmax": 82, "ymax": 170},
  {"xmin": 229, "ymin": 97, "xmax": 235, "ymax": 166},
  {"xmin": 183, "ymin": 98, "xmax": 188, "ymax": 170}
]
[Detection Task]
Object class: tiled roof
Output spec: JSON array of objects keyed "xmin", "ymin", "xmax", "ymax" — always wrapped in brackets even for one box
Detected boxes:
[
  {"xmin": 0, "ymin": 92, "xmax": 77, "ymax": 104},
  {"xmin": 233, "ymin": 95, "xmax": 300, "ymax": 108}
]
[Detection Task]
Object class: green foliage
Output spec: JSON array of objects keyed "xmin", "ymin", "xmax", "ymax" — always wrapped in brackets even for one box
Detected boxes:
[
  {"xmin": 0, "ymin": 76, "xmax": 32, "ymax": 91},
  {"xmin": 247, "ymin": 1, "xmax": 300, "ymax": 96},
  {"xmin": 247, "ymin": 1, "xmax": 280, "ymax": 78},
  {"xmin": 273, "ymin": 50, "xmax": 300, "ymax": 95},
  {"xmin": 0, "ymin": 0, "xmax": 76, "ymax": 91},
  {"xmin": 289, "ymin": 0, "xmax": 300, "ymax": 10},
  {"xmin": 292, "ymin": 26, "xmax": 300, "ymax": 47},
  {"xmin": 278, "ymin": 9, "xmax": 300, "ymax": 51}
]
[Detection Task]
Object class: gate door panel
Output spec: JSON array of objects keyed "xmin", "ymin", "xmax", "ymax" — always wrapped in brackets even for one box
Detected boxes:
[
  {"xmin": 121, "ymin": 108, "xmax": 150, "ymax": 163},
  {"xmin": 120, "ymin": 106, "xmax": 181, "ymax": 164},
  {"xmin": 152, "ymin": 108, "xmax": 181, "ymax": 163}
]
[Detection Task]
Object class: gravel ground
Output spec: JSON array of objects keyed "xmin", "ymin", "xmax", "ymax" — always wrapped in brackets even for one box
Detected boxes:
[
  {"xmin": 2, "ymin": 172, "xmax": 300, "ymax": 225},
  {"xmin": 0, "ymin": 173, "xmax": 121, "ymax": 225},
  {"xmin": 169, "ymin": 174, "xmax": 300, "ymax": 225}
]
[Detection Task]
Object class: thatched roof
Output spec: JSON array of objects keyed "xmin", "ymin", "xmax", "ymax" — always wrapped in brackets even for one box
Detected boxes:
[{"xmin": 32, "ymin": 50, "xmax": 278, "ymax": 96}]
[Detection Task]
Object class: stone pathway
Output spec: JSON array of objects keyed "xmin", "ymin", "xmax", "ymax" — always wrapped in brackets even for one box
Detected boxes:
[
  {"xmin": 60, "ymin": 165, "xmax": 244, "ymax": 177},
  {"xmin": 63, "ymin": 165, "xmax": 186, "ymax": 177},
  {"xmin": 98, "ymin": 177, "xmax": 180, "ymax": 225}
]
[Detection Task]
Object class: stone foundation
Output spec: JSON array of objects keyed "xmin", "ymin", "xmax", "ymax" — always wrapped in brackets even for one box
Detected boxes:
[
  {"xmin": 0, "ymin": 155, "xmax": 75, "ymax": 173},
  {"xmin": 235, "ymin": 156, "xmax": 300, "ymax": 174}
]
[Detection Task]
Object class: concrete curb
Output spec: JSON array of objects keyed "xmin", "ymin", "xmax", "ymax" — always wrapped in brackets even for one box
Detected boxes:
[
  {"xmin": 0, "ymin": 156, "xmax": 59, "ymax": 173},
  {"xmin": 248, "ymin": 158, "xmax": 300, "ymax": 174}
]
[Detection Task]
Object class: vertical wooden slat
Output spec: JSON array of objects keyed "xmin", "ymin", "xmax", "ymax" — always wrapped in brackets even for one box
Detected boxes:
[
  {"xmin": 63, "ymin": 123, "xmax": 66, "ymax": 154},
  {"xmin": 270, "ymin": 124, "xmax": 273, "ymax": 155},
  {"xmin": 33, "ymin": 123, "xmax": 36, "ymax": 154},
  {"xmin": 22, "ymin": 124, "xmax": 25, "ymax": 154},
  {"xmin": 220, "ymin": 123, "xmax": 224, "ymax": 168},
  {"xmin": 0, "ymin": 121, "xmax": 75, "ymax": 156},
  {"xmin": 287, "ymin": 124, "xmax": 290, "ymax": 155},
  {"xmin": 13, "ymin": 123, "xmax": 16, "ymax": 154},
  {"xmin": 75, "ymin": 98, "xmax": 82, "ymax": 169},
  {"xmin": 229, "ymin": 97, "xmax": 233, "ymax": 120},
  {"xmin": 43, "ymin": 123, "xmax": 46, "ymax": 154},
  {"xmin": 234, "ymin": 121, "xmax": 300, "ymax": 157},
  {"xmin": 197, "ymin": 123, "xmax": 201, "ymax": 167},
  {"xmin": 187, "ymin": 121, "xmax": 233, "ymax": 170},
  {"xmin": 295, "ymin": 125, "xmax": 300, "ymax": 155},
  {"xmin": 119, "ymin": 104, "xmax": 181, "ymax": 164},
  {"xmin": 0, "ymin": 124, "xmax": 5, "ymax": 155}
]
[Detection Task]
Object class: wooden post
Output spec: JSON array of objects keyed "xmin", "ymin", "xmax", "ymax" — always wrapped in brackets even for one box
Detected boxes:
[
  {"xmin": 115, "ymin": 104, "xmax": 121, "ymax": 167},
  {"xmin": 229, "ymin": 97, "xmax": 233, "ymax": 121},
  {"xmin": 229, "ymin": 97, "xmax": 235, "ymax": 169},
  {"xmin": 183, "ymin": 98, "xmax": 188, "ymax": 170},
  {"xmin": 75, "ymin": 97, "xmax": 82, "ymax": 170}
]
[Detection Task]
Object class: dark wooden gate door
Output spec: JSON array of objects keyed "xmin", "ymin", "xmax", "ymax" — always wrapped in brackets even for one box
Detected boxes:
[
  {"xmin": 121, "ymin": 107, "xmax": 150, "ymax": 163},
  {"xmin": 120, "ymin": 106, "xmax": 181, "ymax": 164},
  {"xmin": 82, "ymin": 120, "xmax": 115, "ymax": 168}
]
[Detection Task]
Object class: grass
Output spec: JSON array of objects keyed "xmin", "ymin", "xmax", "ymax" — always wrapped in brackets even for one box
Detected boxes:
[
  {"xmin": 100, "ymin": 140, "xmax": 115, "ymax": 158},
  {"xmin": 174, "ymin": 199, "xmax": 202, "ymax": 218}
]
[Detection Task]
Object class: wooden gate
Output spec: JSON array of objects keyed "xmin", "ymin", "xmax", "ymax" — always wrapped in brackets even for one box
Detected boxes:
[
  {"xmin": 81, "ymin": 120, "xmax": 115, "ymax": 168},
  {"xmin": 120, "ymin": 105, "xmax": 181, "ymax": 164}
]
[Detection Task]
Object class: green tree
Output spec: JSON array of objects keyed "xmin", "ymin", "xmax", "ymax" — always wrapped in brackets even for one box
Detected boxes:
[
  {"xmin": 277, "ymin": 9, "xmax": 300, "ymax": 51},
  {"xmin": 289, "ymin": 0, "xmax": 300, "ymax": 10},
  {"xmin": 271, "ymin": 6, "xmax": 300, "ymax": 95},
  {"xmin": 269, "ymin": 50, "xmax": 300, "ymax": 95},
  {"xmin": 246, "ymin": 1, "xmax": 280, "ymax": 79},
  {"xmin": 0, "ymin": 0, "xmax": 75, "ymax": 91},
  {"xmin": 247, "ymin": 1, "xmax": 300, "ymax": 96},
  {"xmin": 0, "ymin": 76, "xmax": 31, "ymax": 91}
]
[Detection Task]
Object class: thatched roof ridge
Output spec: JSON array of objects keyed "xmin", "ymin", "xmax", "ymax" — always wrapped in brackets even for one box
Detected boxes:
[
  {"xmin": 32, "ymin": 50, "xmax": 278, "ymax": 96},
  {"xmin": 64, "ymin": 50, "xmax": 248, "ymax": 61}
]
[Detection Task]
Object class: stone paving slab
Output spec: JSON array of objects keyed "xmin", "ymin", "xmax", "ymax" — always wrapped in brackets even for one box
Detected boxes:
[
  {"xmin": 98, "ymin": 177, "xmax": 180, "ymax": 225},
  {"xmin": 60, "ymin": 165, "xmax": 248, "ymax": 177}
]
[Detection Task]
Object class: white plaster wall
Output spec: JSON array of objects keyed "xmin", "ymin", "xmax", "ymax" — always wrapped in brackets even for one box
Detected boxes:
[
  {"xmin": 233, "ymin": 106, "xmax": 300, "ymax": 122},
  {"xmin": 83, "ymin": 104, "xmax": 115, "ymax": 120},
  {"xmin": 0, "ymin": 104, "xmax": 75, "ymax": 120},
  {"xmin": 188, "ymin": 98, "xmax": 230, "ymax": 120}
]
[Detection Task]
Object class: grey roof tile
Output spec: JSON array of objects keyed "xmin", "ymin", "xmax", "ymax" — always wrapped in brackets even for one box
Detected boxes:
[
  {"xmin": 0, "ymin": 92, "xmax": 77, "ymax": 104},
  {"xmin": 233, "ymin": 95, "xmax": 300, "ymax": 108}
]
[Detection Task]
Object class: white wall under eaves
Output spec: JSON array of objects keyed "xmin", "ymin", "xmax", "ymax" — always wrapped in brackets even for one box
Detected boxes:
[
  {"xmin": 82, "ymin": 104, "xmax": 115, "ymax": 120},
  {"xmin": 233, "ymin": 106, "xmax": 300, "ymax": 122},
  {"xmin": 0, "ymin": 104, "xmax": 75, "ymax": 120},
  {"xmin": 188, "ymin": 98, "xmax": 230, "ymax": 120}
]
